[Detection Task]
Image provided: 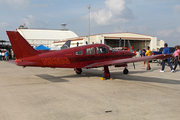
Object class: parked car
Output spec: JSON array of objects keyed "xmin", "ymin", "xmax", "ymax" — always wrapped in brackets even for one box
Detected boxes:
[
  {"xmin": 159, "ymin": 47, "xmax": 175, "ymax": 54},
  {"xmin": 152, "ymin": 47, "xmax": 175, "ymax": 55}
]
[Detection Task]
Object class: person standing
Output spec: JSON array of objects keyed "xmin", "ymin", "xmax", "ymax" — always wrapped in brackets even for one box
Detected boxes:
[
  {"xmin": 142, "ymin": 49, "xmax": 146, "ymax": 68},
  {"xmin": 139, "ymin": 49, "xmax": 141, "ymax": 57},
  {"xmin": 10, "ymin": 49, "xmax": 14, "ymax": 60},
  {"xmin": 1, "ymin": 51, "xmax": 5, "ymax": 60},
  {"xmin": 160, "ymin": 43, "xmax": 174, "ymax": 72},
  {"xmin": 0, "ymin": 51, "xmax": 1, "ymax": 60},
  {"xmin": 173, "ymin": 45, "xmax": 180, "ymax": 71},
  {"xmin": 145, "ymin": 46, "xmax": 151, "ymax": 70},
  {"xmin": 5, "ymin": 50, "xmax": 9, "ymax": 61}
]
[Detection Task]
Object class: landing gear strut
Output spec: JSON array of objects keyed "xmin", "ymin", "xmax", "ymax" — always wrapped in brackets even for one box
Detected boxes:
[
  {"xmin": 123, "ymin": 68, "xmax": 129, "ymax": 74},
  {"xmin": 74, "ymin": 68, "xmax": 82, "ymax": 74},
  {"xmin": 102, "ymin": 66, "xmax": 111, "ymax": 79}
]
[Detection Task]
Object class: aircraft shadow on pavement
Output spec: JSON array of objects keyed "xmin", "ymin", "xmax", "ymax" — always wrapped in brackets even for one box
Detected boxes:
[
  {"xmin": 75, "ymin": 70, "xmax": 180, "ymax": 85},
  {"xmin": 126, "ymin": 68, "xmax": 159, "ymax": 74},
  {"xmin": 36, "ymin": 69, "xmax": 180, "ymax": 85},
  {"xmin": 83, "ymin": 70, "xmax": 180, "ymax": 85},
  {"xmin": 111, "ymin": 72, "xmax": 180, "ymax": 85},
  {"xmin": 35, "ymin": 69, "xmax": 103, "ymax": 82},
  {"xmin": 36, "ymin": 74, "xmax": 69, "ymax": 82}
]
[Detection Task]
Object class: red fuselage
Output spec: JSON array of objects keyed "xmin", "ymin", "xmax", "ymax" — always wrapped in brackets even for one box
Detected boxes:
[{"xmin": 17, "ymin": 44, "xmax": 136, "ymax": 68}]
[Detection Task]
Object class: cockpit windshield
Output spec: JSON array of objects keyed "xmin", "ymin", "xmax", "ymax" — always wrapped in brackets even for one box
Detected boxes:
[{"xmin": 106, "ymin": 45, "xmax": 115, "ymax": 53}]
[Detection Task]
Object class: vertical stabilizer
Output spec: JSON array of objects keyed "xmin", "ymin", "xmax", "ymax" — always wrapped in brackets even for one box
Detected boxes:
[
  {"xmin": 128, "ymin": 40, "xmax": 132, "ymax": 52},
  {"xmin": 7, "ymin": 31, "xmax": 38, "ymax": 59}
]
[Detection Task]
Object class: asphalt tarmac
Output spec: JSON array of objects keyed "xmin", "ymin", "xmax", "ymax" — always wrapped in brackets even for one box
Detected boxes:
[{"xmin": 0, "ymin": 61, "xmax": 180, "ymax": 120}]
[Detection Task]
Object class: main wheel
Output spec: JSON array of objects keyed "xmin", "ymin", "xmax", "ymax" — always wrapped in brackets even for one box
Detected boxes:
[
  {"xmin": 75, "ymin": 68, "xmax": 82, "ymax": 74},
  {"xmin": 123, "ymin": 68, "xmax": 129, "ymax": 74}
]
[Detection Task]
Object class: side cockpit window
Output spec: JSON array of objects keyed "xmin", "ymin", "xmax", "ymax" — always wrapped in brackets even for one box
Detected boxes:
[
  {"xmin": 96, "ymin": 46, "xmax": 109, "ymax": 54},
  {"xmin": 75, "ymin": 50, "xmax": 83, "ymax": 55},
  {"xmin": 86, "ymin": 47, "xmax": 95, "ymax": 55}
]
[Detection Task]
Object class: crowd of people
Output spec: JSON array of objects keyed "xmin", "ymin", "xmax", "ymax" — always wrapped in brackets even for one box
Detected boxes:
[
  {"xmin": 138, "ymin": 43, "xmax": 180, "ymax": 72},
  {"xmin": 0, "ymin": 49, "xmax": 14, "ymax": 61},
  {"xmin": 0, "ymin": 50, "xmax": 9, "ymax": 61},
  {"xmin": 139, "ymin": 46, "xmax": 151, "ymax": 70},
  {"xmin": 160, "ymin": 43, "xmax": 180, "ymax": 73}
]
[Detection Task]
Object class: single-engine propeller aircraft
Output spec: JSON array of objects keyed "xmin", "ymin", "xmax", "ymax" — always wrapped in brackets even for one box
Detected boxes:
[{"xmin": 7, "ymin": 31, "xmax": 172, "ymax": 79}]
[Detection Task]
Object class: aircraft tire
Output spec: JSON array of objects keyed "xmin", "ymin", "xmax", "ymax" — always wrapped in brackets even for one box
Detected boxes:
[
  {"xmin": 75, "ymin": 68, "xmax": 82, "ymax": 74},
  {"xmin": 123, "ymin": 68, "xmax": 129, "ymax": 74}
]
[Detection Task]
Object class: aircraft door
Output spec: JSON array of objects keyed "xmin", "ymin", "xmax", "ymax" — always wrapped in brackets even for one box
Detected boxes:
[
  {"xmin": 74, "ymin": 49, "xmax": 84, "ymax": 67},
  {"xmin": 84, "ymin": 47, "xmax": 97, "ymax": 62}
]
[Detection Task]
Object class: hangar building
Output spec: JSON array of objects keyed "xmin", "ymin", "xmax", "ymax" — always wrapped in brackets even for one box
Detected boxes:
[
  {"xmin": 54, "ymin": 32, "xmax": 165, "ymax": 51},
  {"xmin": 17, "ymin": 28, "xmax": 78, "ymax": 47}
]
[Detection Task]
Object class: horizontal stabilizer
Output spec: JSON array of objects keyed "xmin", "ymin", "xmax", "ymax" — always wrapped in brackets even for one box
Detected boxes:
[
  {"xmin": 16, "ymin": 61, "xmax": 36, "ymax": 66},
  {"xmin": 8, "ymin": 60, "xmax": 16, "ymax": 64}
]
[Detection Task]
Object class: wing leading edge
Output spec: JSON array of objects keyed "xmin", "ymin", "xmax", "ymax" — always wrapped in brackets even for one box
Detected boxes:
[{"xmin": 85, "ymin": 54, "xmax": 172, "ymax": 68}]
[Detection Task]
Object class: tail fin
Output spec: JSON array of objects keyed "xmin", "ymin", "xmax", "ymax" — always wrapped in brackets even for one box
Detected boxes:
[
  {"xmin": 7, "ymin": 31, "xmax": 38, "ymax": 59},
  {"xmin": 128, "ymin": 40, "xmax": 132, "ymax": 52}
]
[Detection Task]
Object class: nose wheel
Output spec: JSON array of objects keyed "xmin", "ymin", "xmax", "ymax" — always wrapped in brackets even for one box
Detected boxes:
[{"xmin": 123, "ymin": 68, "xmax": 129, "ymax": 74}]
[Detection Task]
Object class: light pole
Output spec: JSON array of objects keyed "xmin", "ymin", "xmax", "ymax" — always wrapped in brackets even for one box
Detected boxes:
[{"xmin": 87, "ymin": 4, "xmax": 90, "ymax": 44}]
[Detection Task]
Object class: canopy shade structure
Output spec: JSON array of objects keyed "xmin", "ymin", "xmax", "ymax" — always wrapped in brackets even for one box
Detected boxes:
[{"xmin": 34, "ymin": 44, "xmax": 50, "ymax": 50}]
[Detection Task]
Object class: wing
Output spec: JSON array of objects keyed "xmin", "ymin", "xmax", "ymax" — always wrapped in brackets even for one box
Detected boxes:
[{"xmin": 85, "ymin": 54, "xmax": 172, "ymax": 68}]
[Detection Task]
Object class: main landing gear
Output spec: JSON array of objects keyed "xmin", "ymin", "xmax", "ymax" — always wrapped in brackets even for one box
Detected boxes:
[
  {"xmin": 74, "ymin": 68, "xmax": 82, "ymax": 74},
  {"xmin": 102, "ymin": 66, "xmax": 129, "ymax": 80},
  {"xmin": 74, "ymin": 67, "xmax": 129, "ymax": 79},
  {"xmin": 123, "ymin": 68, "xmax": 129, "ymax": 74},
  {"xmin": 102, "ymin": 66, "xmax": 111, "ymax": 80}
]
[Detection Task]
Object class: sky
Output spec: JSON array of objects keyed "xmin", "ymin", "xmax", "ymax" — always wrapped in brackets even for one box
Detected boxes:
[{"xmin": 0, "ymin": 0, "xmax": 180, "ymax": 46}]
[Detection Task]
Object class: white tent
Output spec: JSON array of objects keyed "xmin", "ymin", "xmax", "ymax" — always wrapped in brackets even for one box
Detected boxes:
[{"xmin": 50, "ymin": 44, "xmax": 60, "ymax": 50}]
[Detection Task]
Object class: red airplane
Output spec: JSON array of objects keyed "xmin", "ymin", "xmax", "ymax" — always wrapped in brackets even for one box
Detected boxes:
[{"xmin": 7, "ymin": 31, "xmax": 171, "ymax": 79}]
